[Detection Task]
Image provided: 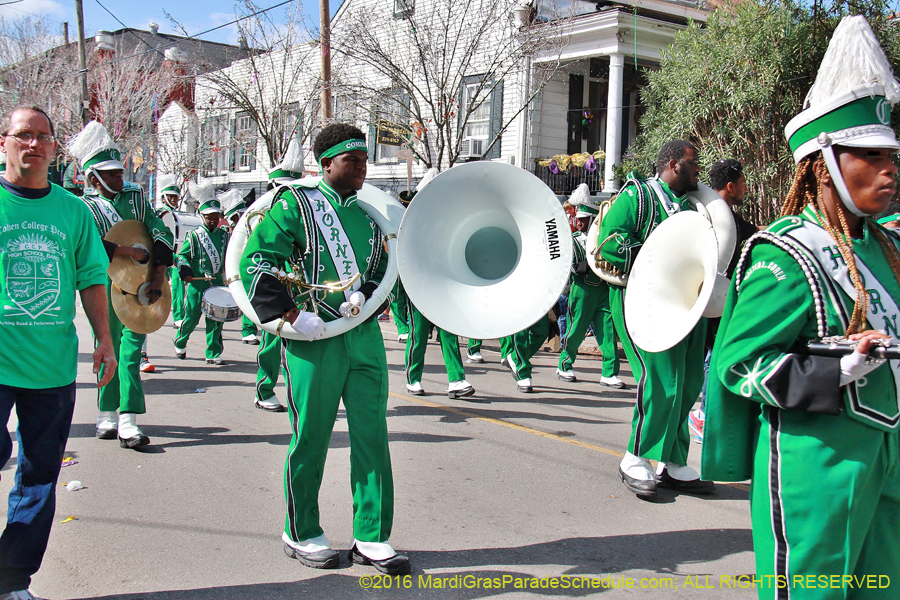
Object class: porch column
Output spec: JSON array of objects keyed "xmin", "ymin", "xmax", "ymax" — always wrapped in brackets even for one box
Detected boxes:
[{"xmin": 604, "ymin": 52, "xmax": 625, "ymax": 192}]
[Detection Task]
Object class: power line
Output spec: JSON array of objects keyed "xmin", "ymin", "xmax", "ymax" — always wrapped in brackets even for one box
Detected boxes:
[
  {"xmin": 94, "ymin": 0, "xmax": 165, "ymax": 58},
  {"xmin": 78, "ymin": 0, "xmax": 294, "ymax": 73}
]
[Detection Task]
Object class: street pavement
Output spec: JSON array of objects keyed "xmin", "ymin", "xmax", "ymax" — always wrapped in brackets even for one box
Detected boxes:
[{"xmin": 3, "ymin": 311, "xmax": 756, "ymax": 599}]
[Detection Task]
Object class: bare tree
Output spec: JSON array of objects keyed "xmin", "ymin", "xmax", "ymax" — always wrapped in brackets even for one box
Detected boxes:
[
  {"xmin": 188, "ymin": 0, "xmax": 324, "ymax": 167},
  {"xmin": 0, "ymin": 15, "xmax": 82, "ymax": 140},
  {"xmin": 332, "ymin": 0, "xmax": 572, "ymax": 170}
]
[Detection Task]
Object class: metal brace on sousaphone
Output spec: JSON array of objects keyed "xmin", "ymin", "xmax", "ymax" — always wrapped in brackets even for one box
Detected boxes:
[{"xmin": 224, "ymin": 177, "xmax": 405, "ymax": 340}]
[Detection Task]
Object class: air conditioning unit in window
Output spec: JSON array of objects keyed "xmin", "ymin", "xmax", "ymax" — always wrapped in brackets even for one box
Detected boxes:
[{"xmin": 459, "ymin": 137, "xmax": 485, "ymax": 159}]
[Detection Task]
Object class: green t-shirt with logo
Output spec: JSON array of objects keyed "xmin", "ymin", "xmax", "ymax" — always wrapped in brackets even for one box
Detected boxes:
[{"xmin": 0, "ymin": 183, "xmax": 109, "ymax": 388}]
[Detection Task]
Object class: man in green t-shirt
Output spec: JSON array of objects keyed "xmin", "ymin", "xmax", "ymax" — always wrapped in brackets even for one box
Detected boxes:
[{"xmin": 0, "ymin": 106, "xmax": 114, "ymax": 600}]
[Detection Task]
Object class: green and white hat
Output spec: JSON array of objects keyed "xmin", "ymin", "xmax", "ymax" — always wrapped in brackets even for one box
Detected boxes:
[
  {"xmin": 0, "ymin": 150, "xmax": 6, "ymax": 175},
  {"xmin": 268, "ymin": 138, "xmax": 304, "ymax": 184},
  {"xmin": 190, "ymin": 182, "xmax": 221, "ymax": 215},
  {"xmin": 67, "ymin": 121, "xmax": 125, "ymax": 175},
  {"xmin": 219, "ymin": 188, "xmax": 245, "ymax": 218},
  {"xmin": 157, "ymin": 173, "xmax": 181, "ymax": 205},
  {"xmin": 784, "ymin": 16, "xmax": 900, "ymax": 217},
  {"xmin": 569, "ymin": 183, "xmax": 598, "ymax": 218}
]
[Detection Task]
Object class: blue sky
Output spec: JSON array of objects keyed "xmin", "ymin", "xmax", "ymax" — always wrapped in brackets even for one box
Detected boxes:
[{"xmin": 0, "ymin": 0, "xmax": 342, "ymax": 46}]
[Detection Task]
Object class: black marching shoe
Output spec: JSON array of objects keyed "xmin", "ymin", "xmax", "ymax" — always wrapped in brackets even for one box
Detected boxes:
[
  {"xmin": 619, "ymin": 466, "xmax": 657, "ymax": 500},
  {"xmin": 657, "ymin": 468, "xmax": 716, "ymax": 495},
  {"xmin": 283, "ymin": 543, "xmax": 340, "ymax": 569},
  {"xmin": 349, "ymin": 544, "xmax": 411, "ymax": 575}
]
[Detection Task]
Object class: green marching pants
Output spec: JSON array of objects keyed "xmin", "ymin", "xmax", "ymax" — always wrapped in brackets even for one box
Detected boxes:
[
  {"xmin": 610, "ymin": 286, "xmax": 706, "ymax": 464},
  {"xmin": 405, "ymin": 302, "xmax": 465, "ymax": 384},
  {"xmin": 256, "ymin": 330, "xmax": 283, "ymax": 402},
  {"xmin": 169, "ymin": 266, "xmax": 185, "ymax": 324},
  {"xmin": 174, "ymin": 281, "xmax": 224, "ymax": 360},
  {"xmin": 750, "ymin": 406, "xmax": 900, "ymax": 600},
  {"xmin": 391, "ymin": 280, "xmax": 409, "ymax": 336},
  {"xmin": 98, "ymin": 282, "xmax": 146, "ymax": 414},
  {"xmin": 467, "ymin": 339, "xmax": 482, "ymax": 354},
  {"xmin": 282, "ymin": 319, "xmax": 393, "ymax": 544},
  {"xmin": 558, "ymin": 280, "xmax": 619, "ymax": 377},
  {"xmin": 499, "ymin": 318, "xmax": 549, "ymax": 381},
  {"xmin": 241, "ymin": 314, "xmax": 259, "ymax": 338}
]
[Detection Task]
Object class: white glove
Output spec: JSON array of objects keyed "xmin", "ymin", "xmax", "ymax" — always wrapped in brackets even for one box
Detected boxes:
[
  {"xmin": 339, "ymin": 291, "xmax": 367, "ymax": 318},
  {"xmin": 839, "ymin": 349, "xmax": 885, "ymax": 386},
  {"xmin": 291, "ymin": 311, "xmax": 327, "ymax": 341}
]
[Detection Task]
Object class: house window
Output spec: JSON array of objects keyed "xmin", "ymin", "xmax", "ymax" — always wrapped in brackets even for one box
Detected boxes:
[
  {"xmin": 459, "ymin": 75, "xmax": 503, "ymax": 160},
  {"xmin": 232, "ymin": 112, "xmax": 257, "ymax": 172},
  {"xmin": 201, "ymin": 115, "xmax": 230, "ymax": 176},
  {"xmin": 372, "ymin": 89, "xmax": 410, "ymax": 163},
  {"xmin": 394, "ymin": 0, "xmax": 414, "ymax": 19}
]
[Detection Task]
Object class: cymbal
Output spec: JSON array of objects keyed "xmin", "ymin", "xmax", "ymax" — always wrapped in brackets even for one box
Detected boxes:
[
  {"xmin": 105, "ymin": 220, "xmax": 153, "ymax": 294},
  {"xmin": 110, "ymin": 280, "xmax": 171, "ymax": 334}
]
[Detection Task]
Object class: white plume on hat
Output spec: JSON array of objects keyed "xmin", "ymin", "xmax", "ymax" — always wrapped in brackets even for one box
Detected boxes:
[
  {"xmin": 218, "ymin": 188, "xmax": 244, "ymax": 214},
  {"xmin": 67, "ymin": 121, "xmax": 119, "ymax": 166},
  {"xmin": 277, "ymin": 139, "xmax": 304, "ymax": 173},
  {"xmin": 157, "ymin": 174, "xmax": 177, "ymax": 200},
  {"xmin": 415, "ymin": 168, "xmax": 439, "ymax": 191},
  {"xmin": 568, "ymin": 183, "xmax": 592, "ymax": 207},
  {"xmin": 189, "ymin": 181, "xmax": 216, "ymax": 204},
  {"xmin": 805, "ymin": 16, "xmax": 900, "ymax": 108}
]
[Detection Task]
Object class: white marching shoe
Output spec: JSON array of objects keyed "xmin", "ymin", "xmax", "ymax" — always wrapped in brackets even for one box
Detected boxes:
[
  {"xmin": 556, "ymin": 368, "xmax": 577, "ymax": 382},
  {"xmin": 118, "ymin": 412, "xmax": 150, "ymax": 449},
  {"xmin": 255, "ymin": 394, "xmax": 287, "ymax": 413},
  {"xmin": 447, "ymin": 379, "xmax": 475, "ymax": 400},
  {"xmin": 466, "ymin": 351, "xmax": 484, "ymax": 363},
  {"xmin": 600, "ymin": 375, "xmax": 626, "ymax": 389},
  {"xmin": 516, "ymin": 378, "xmax": 534, "ymax": 393},
  {"xmin": 242, "ymin": 334, "xmax": 260, "ymax": 345},
  {"xmin": 96, "ymin": 411, "xmax": 118, "ymax": 439},
  {"xmin": 406, "ymin": 381, "xmax": 424, "ymax": 395}
]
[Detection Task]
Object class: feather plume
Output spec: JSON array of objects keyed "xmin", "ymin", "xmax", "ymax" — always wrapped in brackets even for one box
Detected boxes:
[
  {"xmin": 218, "ymin": 188, "xmax": 244, "ymax": 213},
  {"xmin": 806, "ymin": 15, "xmax": 900, "ymax": 107},
  {"xmin": 568, "ymin": 183, "xmax": 591, "ymax": 207},
  {"xmin": 67, "ymin": 121, "xmax": 119, "ymax": 163},
  {"xmin": 189, "ymin": 181, "xmax": 216, "ymax": 204},
  {"xmin": 415, "ymin": 168, "xmax": 439, "ymax": 191},
  {"xmin": 277, "ymin": 139, "xmax": 304, "ymax": 173}
]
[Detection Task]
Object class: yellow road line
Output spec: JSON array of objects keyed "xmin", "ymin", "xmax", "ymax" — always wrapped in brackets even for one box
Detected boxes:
[{"xmin": 389, "ymin": 391, "xmax": 750, "ymax": 491}]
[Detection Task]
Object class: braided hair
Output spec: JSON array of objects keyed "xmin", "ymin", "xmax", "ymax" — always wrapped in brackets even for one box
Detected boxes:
[{"xmin": 781, "ymin": 152, "xmax": 900, "ymax": 334}]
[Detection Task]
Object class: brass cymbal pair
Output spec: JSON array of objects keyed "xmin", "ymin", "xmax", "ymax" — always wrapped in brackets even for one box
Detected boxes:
[{"xmin": 105, "ymin": 220, "xmax": 171, "ymax": 333}]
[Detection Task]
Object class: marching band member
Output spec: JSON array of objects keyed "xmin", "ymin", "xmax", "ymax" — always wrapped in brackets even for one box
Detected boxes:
[
  {"xmin": 69, "ymin": 121, "xmax": 175, "ymax": 449},
  {"xmin": 404, "ymin": 300, "xmax": 475, "ymax": 398},
  {"xmin": 251, "ymin": 143, "xmax": 306, "ymax": 413},
  {"xmin": 220, "ymin": 188, "xmax": 259, "ymax": 346},
  {"xmin": 156, "ymin": 175, "xmax": 186, "ymax": 329},
  {"xmin": 599, "ymin": 140, "xmax": 714, "ymax": 500},
  {"xmin": 702, "ymin": 16, "xmax": 900, "ymax": 595},
  {"xmin": 556, "ymin": 183, "xmax": 623, "ymax": 389},
  {"xmin": 239, "ymin": 124, "xmax": 410, "ymax": 574},
  {"xmin": 499, "ymin": 312, "xmax": 558, "ymax": 393},
  {"xmin": 174, "ymin": 185, "xmax": 229, "ymax": 364}
]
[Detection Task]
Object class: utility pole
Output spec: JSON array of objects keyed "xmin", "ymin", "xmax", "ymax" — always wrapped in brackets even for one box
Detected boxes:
[
  {"xmin": 320, "ymin": 0, "xmax": 332, "ymax": 125},
  {"xmin": 75, "ymin": 0, "xmax": 89, "ymax": 125}
]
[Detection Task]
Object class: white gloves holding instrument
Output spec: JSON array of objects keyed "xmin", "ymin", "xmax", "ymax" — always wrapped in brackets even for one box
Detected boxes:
[
  {"xmin": 339, "ymin": 291, "xmax": 367, "ymax": 319},
  {"xmin": 839, "ymin": 349, "xmax": 886, "ymax": 386},
  {"xmin": 291, "ymin": 312, "xmax": 327, "ymax": 341}
]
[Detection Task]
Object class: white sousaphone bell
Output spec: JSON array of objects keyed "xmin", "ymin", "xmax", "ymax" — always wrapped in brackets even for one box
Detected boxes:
[
  {"xmin": 623, "ymin": 182, "xmax": 736, "ymax": 353},
  {"xmin": 224, "ymin": 177, "xmax": 406, "ymax": 340},
  {"xmin": 398, "ymin": 162, "xmax": 573, "ymax": 340}
]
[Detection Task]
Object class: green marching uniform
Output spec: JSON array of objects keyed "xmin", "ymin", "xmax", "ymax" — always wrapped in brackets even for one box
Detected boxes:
[
  {"xmin": 156, "ymin": 204, "xmax": 185, "ymax": 325},
  {"xmin": 500, "ymin": 318, "xmax": 549, "ymax": 381},
  {"xmin": 557, "ymin": 230, "xmax": 620, "ymax": 379},
  {"xmin": 404, "ymin": 301, "xmax": 467, "ymax": 386},
  {"xmin": 82, "ymin": 182, "xmax": 175, "ymax": 415},
  {"xmin": 174, "ymin": 217, "xmax": 229, "ymax": 360},
  {"xmin": 467, "ymin": 338, "xmax": 482, "ymax": 355},
  {"xmin": 702, "ymin": 208, "xmax": 900, "ymax": 598},
  {"xmin": 240, "ymin": 178, "xmax": 395, "ymax": 546},
  {"xmin": 599, "ymin": 174, "xmax": 707, "ymax": 465},
  {"xmin": 390, "ymin": 279, "xmax": 409, "ymax": 338},
  {"xmin": 255, "ymin": 331, "xmax": 284, "ymax": 404}
]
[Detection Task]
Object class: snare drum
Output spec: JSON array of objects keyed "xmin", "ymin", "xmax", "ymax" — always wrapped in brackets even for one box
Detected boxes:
[
  {"xmin": 162, "ymin": 211, "xmax": 203, "ymax": 253},
  {"xmin": 201, "ymin": 286, "xmax": 242, "ymax": 322}
]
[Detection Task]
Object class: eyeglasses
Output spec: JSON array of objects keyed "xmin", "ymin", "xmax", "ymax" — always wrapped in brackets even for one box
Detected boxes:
[{"xmin": 5, "ymin": 131, "xmax": 55, "ymax": 145}]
